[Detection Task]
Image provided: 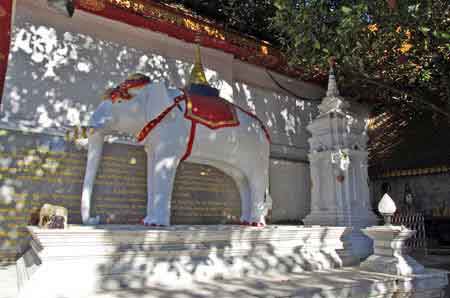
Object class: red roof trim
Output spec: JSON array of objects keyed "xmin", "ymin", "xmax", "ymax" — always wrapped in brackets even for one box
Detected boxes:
[{"xmin": 74, "ymin": 0, "xmax": 303, "ymax": 77}]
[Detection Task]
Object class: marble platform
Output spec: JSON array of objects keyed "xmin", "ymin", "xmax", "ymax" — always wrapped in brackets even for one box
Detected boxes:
[
  {"xmin": 15, "ymin": 225, "xmax": 448, "ymax": 298},
  {"xmin": 17, "ymin": 224, "xmax": 349, "ymax": 298}
]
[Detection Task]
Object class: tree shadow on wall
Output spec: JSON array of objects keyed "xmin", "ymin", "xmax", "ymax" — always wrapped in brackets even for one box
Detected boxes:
[
  {"xmin": 4, "ymin": 19, "xmax": 317, "ymax": 151},
  {"xmin": 3, "ymin": 20, "xmax": 226, "ymax": 132}
]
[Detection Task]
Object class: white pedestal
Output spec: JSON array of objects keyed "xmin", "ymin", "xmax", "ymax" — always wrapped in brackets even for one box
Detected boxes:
[
  {"xmin": 304, "ymin": 111, "xmax": 378, "ymax": 259},
  {"xmin": 360, "ymin": 225, "xmax": 448, "ymax": 297},
  {"xmin": 360, "ymin": 225, "xmax": 425, "ymax": 275}
]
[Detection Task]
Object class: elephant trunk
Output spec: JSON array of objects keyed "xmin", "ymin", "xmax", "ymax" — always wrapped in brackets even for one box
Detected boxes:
[{"xmin": 81, "ymin": 130, "xmax": 104, "ymax": 224}]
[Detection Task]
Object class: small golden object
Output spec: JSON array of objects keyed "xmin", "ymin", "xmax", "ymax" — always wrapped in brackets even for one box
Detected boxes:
[
  {"xmin": 367, "ymin": 24, "xmax": 378, "ymax": 32},
  {"xmin": 126, "ymin": 73, "xmax": 149, "ymax": 81},
  {"xmin": 65, "ymin": 130, "xmax": 71, "ymax": 141},
  {"xmin": 81, "ymin": 127, "xmax": 87, "ymax": 139},
  {"xmin": 328, "ymin": 56, "xmax": 336, "ymax": 67},
  {"xmin": 78, "ymin": 0, "xmax": 105, "ymax": 12},
  {"xmin": 188, "ymin": 43, "xmax": 209, "ymax": 86},
  {"xmin": 260, "ymin": 45, "xmax": 269, "ymax": 55},
  {"xmin": 38, "ymin": 203, "xmax": 68, "ymax": 229},
  {"xmin": 73, "ymin": 127, "xmax": 79, "ymax": 140}
]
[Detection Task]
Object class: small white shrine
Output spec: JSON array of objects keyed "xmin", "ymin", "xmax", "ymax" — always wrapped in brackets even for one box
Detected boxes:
[{"xmin": 304, "ymin": 61, "xmax": 378, "ymax": 258}]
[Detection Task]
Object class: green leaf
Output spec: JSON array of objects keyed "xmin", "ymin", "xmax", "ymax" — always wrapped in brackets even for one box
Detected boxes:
[
  {"xmin": 314, "ymin": 40, "xmax": 321, "ymax": 49},
  {"xmin": 341, "ymin": 6, "xmax": 352, "ymax": 14},
  {"xmin": 419, "ymin": 26, "xmax": 431, "ymax": 33},
  {"xmin": 439, "ymin": 32, "xmax": 450, "ymax": 40}
]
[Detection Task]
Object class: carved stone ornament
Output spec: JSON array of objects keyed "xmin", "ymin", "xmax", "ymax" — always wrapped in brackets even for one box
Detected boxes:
[
  {"xmin": 79, "ymin": 0, "xmax": 105, "ymax": 11},
  {"xmin": 331, "ymin": 149, "xmax": 351, "ymax": 171}
]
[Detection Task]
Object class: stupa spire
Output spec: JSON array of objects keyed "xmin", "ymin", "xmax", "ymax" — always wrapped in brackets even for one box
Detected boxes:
[
  {"xmin": 188, "ymin": 41, "xmax": 209, "ymax": 86},
  {"xmin": 317, "ymin": 56, "xmax": 349, "ymax": 115},
  {"xmin": 326, "ymin": 57, "xmax": 340, "ymax": 97},
  {"xmin": 186, "ymin": 35, "xmax": 219, "ymax": 97}
]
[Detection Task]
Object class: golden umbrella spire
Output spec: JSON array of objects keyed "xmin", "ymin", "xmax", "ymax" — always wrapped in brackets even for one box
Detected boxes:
[{"xmin": 188, "ymin": 41, "xmax": 209, "ymax": 86}]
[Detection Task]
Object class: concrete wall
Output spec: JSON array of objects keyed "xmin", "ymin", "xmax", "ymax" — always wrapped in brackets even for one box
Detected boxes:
[{"xmin": 0, "ymin": 0, "xmax": 323, "ymax": 260}]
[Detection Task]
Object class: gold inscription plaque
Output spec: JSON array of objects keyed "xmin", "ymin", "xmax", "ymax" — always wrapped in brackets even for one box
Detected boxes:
[{"xmin": 170, "ymin": 163, "xmax": 241, "ymax": 224}]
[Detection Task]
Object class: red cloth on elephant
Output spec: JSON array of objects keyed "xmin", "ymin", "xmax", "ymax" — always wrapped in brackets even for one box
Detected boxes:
[
  {"xmin": 0, "ymin": 1, "xmax": 13, "ymax": 104},
  {"xmin": 136, "ymin": 90, "xmax": 271, "ymax": 155},
  {"xmin": 184, "ymin": 92, "xmax": 239, "ymax": 129}
]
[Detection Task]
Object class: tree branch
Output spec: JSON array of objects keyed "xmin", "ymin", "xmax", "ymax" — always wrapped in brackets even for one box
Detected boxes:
[
  {"xmin": 266, "ymin": 70, "xmax": 321, "ymax": 102},
  {"xmin": 351, "ymin": 74, "xmax": 450, "ymax": 118}
]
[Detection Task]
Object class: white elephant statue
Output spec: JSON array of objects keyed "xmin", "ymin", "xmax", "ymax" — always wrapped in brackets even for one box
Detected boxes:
[{"xmin": 81, "ymin": 70, "xmax": 271, "ymax": 227}]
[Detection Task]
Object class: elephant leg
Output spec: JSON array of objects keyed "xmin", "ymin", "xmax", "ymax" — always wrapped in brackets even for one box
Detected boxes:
[
  {"xmin": 143, "ymin": 148, "xmax": 155, "ymax": 225},
  {"xmin": 247, "ymin": 168, "xmax": 269, "ymax": 226},
  {"xmin": 236, "ymin": 176, "xmax": 252, "ymax": 224},
  {"xmin": 215, "ymin": 164, "xmax": 251, "ymax": 224},
  {"xmin": 144, "ymin": 148, "xmax": 180, "ymax": 226}
]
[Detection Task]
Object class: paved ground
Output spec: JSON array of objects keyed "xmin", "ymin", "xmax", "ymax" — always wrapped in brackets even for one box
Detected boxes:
[
  {"xmin": 2, "ymin": 267, "xmax": 401, "ymax": 298},
  {"xmin": 1, "ymin": 255, "xmax": 448, "ymax": 298},
  {"xmin": 417, "ymin": 254, "xmax": 450, "ymax": 298}
]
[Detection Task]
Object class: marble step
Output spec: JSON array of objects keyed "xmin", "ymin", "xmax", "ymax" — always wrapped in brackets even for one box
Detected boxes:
[
  {"xmin": 26, "ymin": 224, "xmax": 349, "ymax": 261},
  {"xmin": 17, "ymin": 224, "xmax": 351, "ymax": 298},
  {"xmin": 0, "ymin": 265, "xmax": 18, "ymax": 298}
]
